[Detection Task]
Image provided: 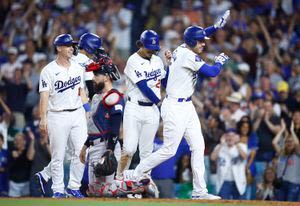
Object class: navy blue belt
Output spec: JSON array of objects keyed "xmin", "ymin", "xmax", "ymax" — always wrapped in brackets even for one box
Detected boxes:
[
  {"xmin": 128, "ymin": 97, "xmax": 154, "ymax": 106},
  {"xmin": 167, "ymin": 95, "xmax": 192, "ymax": 102},
  {"xmin": 62, "ymin": 108, "xmax": 78, "ymax": 112}
]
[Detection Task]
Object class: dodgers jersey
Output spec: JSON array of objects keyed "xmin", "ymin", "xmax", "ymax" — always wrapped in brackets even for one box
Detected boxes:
[
  {"xmin": 72, "ymin": 53, "xmax": 94, "ymax": 81},
  {"xmin": 39, "ymin": 59, "xmax": 84, "ymax": 111},
  {"xmin": 167, "ymin": 44, "xmax": 205, "ymax": 98},
  {"xmin": 124, "ymin": 53, "xmax": 165, "ymax": 102}
]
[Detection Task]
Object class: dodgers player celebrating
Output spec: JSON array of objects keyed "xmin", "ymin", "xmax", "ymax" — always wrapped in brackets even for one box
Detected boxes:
[
  {"xmin": 125, "ymin": 10, "xmax": 231, "ymax": 200},
  {"xmin": 39, "ymin": 34, "xmax": 89, "ymax": 198},
  {"xmin": 117, "ymin": 30, "xmax": 165, "ymax": 177}
]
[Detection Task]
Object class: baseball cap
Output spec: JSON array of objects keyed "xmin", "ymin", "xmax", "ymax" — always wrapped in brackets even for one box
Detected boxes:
[
  {"xmin": 225, "ymin": 128, "xmax": 237, "ymax": 134},
  {"xmin": 8, "ymin": 47, "xmax": 18, "ymax": 55},
  {"xmin": 251, "ymin": 91, "xmax": 265, "ymax": 101},
  {"xmin": 277, "ymin": 81, "xmax": 289, "ymax": 93},
  {"xmin": 226, "ymin": 92, "xmax": 243, "ymax": 103}
]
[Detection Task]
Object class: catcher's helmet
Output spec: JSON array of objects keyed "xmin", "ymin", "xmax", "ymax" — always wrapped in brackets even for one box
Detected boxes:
[
  {"xmin": 183, "ymin": 26, "xmax": 209, "ymax": 48},
  {"xmin": 78, "ymin": 33, "xmax": 103, "ymax": 55},
  {"xmin": 140, "ymin": 30, "xmax": 160, "ymax": 51},
  {"xmin": 53, "ymin": 34, "xmax": 77, "ymax": 46}
]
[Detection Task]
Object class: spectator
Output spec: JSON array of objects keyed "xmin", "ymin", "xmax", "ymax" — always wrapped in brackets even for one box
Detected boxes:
[
  {"xmin": 211, "ymin": 128, "xmax": 248, "ymax": 199},
  {"xmin": 272, "ymin": 119, "xmax": 300, "ymax": 201},
  {"xmin": 0, "ymin": 47, "xmax": 22, "ymax": 80},
  {"xmin": 28, "ymin": 126, "xmax": 51, "ymax": 197},
  {"xmin": 221, "ymin": 92, "xmax": 247, "ymax": 128},
  {"xmin": 0, "ymin": 133, "xmax": 8, "ymax": 196},
  {"xmin": 3, "ymin": 67, "xmax": 32, "ymax": 130},
  {"xmin": 256, "ymin": 166, "xmax": 276, "ymax": 200},
  {"xmin": 292, "ymin": 110, "xmax": 300, "ymax": 140},
  {"xmin": 237, "ymin": 116, "xmax": 259, "ymax": 200},
  {"xmin": 253, "ymin": 99, "xmax": 281, "ymax": 184},
  {"xmin": 8, "ymin": 132, "xmax": 34, "ymax": 197}
]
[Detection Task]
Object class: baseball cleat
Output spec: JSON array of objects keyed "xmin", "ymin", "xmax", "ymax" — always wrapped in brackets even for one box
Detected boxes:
[
  {"xmin": 34, "ymin": 172, "xmax": 47, "ymax": 196},
  {"xmin": 52, "ymin": 192, "xmax": 68, "ymax": 198},
  {"xmin": 66, "ymin": 188, "xmax": 84, "ymax": 198},
  {"xmin": 192, "ymin": 193, "xmax": 221, "ymax": 200}
]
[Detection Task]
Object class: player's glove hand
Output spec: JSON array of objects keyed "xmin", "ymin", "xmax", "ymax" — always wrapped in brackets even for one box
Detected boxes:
[
  {"xmin": 93, "ymin": 150, "xmax": 118, "ymax": 177},
  {"xmin": 214, "ymin": 10, "xmax": 230, "ymax": 29},
  {"xmin": 214, "ymin": 53, "xmax": 229, "ymax": 65}
]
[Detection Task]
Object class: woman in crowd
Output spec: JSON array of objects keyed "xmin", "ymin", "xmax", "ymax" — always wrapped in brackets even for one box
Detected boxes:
[{"xmin": 272, "ymin": 119, "xmax": 300, "ymax": 201}]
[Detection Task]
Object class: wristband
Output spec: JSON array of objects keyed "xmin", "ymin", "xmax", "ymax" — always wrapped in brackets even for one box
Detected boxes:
[{"xmin": 83, "ymin": 103, "xmax": 91, "ymax": 112}]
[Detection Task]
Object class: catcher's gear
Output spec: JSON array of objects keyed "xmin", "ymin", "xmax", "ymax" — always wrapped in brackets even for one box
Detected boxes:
[
  {"xmin": 93, "ymin": 150, "xmax": 118, "ymax": 177},
  {"xmin": 184, "ymin": 26, "xmax": 209, "ymax": 48},
  {"xmin": 53, "ymin": 34, "xmax": 78, "ymax": 46},
  {"xmin": 214, "ymin": 10, "xmax": 230, "ymax": 29},
  {"xmin": 139, "ymin": 30, "xmax": 160, "ymax": 51},
  {"xmin": 86, "ymin": 57, "xmax": 120, "ymax": 81},
  {"xmin": 214, "ymin": 53, "xmax": 229, "ymax": 65}
]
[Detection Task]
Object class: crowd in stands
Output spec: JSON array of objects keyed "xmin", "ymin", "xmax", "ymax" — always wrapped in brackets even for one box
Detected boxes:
[{"xmin": 0, "ymin": 0, "xmax": 300, "ymax": 201}]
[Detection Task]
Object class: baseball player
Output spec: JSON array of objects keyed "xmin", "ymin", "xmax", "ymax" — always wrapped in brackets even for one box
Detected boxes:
[
  {"xmin": 38, "ymin": 34, "xmax": 89, "ymax": 198},
  {"xmin": 72, "ymin": 46, "xmax": 95, "ymax": 100},
  {"xmin": 124, "ymin": 10, "xmax": 231, "ymax": 200},
  {"xmin": 116, "ymin": 30, "xmax": 165, "ymax": 177}
]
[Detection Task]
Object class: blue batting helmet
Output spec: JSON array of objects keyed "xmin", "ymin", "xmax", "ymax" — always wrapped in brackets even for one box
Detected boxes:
[
  {"xmin": 183, "ymin": 26, "xmax": 209, "ymax": 48},
  {"xmin": 140, "ymin": 30, "xmax": 160, "ymax": 51},
  {"xmin": 78, "ymin": 33, "xmax": 103, "ymax": 55},
  {"xmin": 53, "ymin": 34, "xmax": 77, "ymax": 46}
]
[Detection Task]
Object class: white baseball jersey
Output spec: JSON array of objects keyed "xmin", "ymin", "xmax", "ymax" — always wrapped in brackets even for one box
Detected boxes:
[
  {"xmin": 72, "ymin": 53, "xmax": 94, "ymax": 81},
  {"xmin": 167, "ymin": 44, "xmax": 205, "ymax": 98},
  {"xmin": 124, "ymin": 53, "xmax": 165, "ymax": 102},
  {"xmin": 39, "ymin": 59, "xmax": 84, "ymax": 111}
]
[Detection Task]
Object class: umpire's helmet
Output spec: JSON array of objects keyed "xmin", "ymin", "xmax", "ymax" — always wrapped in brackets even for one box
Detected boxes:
[
  {"xmin": 53, "ymin": 34, "xmax": 77, "ymax": 46},
  {"xmin": 78, "ymin": 33, "xmax": 103, "ymax": 55},
  {"xmin": 183, "ymin": 26, "xmax": 209, "ymax": 48},
  {"xmin": 139, "ymin": 30, "xmax": 160, "ymax": 51}
]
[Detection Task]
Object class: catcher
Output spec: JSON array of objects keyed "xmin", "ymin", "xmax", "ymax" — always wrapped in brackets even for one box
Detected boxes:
[{"xmin": 78, "ymin": 33, "xmax": 157, "ymax": 198}]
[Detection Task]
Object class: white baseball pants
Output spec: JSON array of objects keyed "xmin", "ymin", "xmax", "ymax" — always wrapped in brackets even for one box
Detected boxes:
[
  {"xmin": 47, "ymin": 108, "xmax": 87, "ymax": 193},
  {"xmin": 133, "ymin": 97, "xmax": 208, "ymax": 196},
  {"xmin": 122, "ymin": 101, "xmax": 160, "ymax": 168}
]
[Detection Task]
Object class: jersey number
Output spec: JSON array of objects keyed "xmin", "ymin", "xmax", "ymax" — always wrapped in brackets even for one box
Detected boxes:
[{"xmin": 155, "ymin": 80, "xmax": 161, "ymax": 88}]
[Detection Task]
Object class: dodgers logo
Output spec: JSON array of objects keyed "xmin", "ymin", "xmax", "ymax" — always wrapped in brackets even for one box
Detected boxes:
[
  {"xmin": 134, "ymin": 70, "xmax": 142, "ymax": 78},
  {"xmin": 54, "ymin": 76, "xmax": 81, "ymax": 93},
  {"xmin": 41, "ymin": 80, "xmax": 47, "ymax": 88},
  {"xmin": 144, "ymin": 69, "xmax": 161, "ymax": 81}
]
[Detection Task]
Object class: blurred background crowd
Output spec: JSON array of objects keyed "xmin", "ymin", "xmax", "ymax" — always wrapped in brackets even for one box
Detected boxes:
[{"xmin": 0, "ymin": 0, "xmax": 300, "ymax": 201}]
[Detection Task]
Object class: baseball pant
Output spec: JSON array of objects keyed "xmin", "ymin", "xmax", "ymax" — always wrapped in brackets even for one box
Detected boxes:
[
  {"xmin": 122, "ymin": 101, "xmax": 160, "ymax": 169},
  {"xmin": 47, "ymin": 108, "xmax": 87, "ymax": 193},
  {"xmin": 133, "ymin": 97, "xmax": 208, "ymax": 196}
]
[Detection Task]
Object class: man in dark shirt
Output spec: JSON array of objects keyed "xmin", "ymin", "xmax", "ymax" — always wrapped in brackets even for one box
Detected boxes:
[
  {"xmin": 253, "ymin": 100, "xmax": 281, "ymax": 184},
  {"xmin": 8, "ymin": 132, "xmax": 33, "ymax": 197}
]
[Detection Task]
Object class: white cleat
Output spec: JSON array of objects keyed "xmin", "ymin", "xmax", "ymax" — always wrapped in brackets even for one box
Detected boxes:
[{"xmin": 192, "ymin": 193, "xmax": 221, "ymax": 200}]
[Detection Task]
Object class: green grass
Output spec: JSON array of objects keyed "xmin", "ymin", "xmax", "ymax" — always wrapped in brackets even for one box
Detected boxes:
[{"xmin": 0, "ymin": 198, "xmax": 290, "ymax": 206}]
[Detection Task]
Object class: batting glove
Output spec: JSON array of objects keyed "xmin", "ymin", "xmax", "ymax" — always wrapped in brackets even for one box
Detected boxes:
[
  {"xmin": 214, "ymin": 10, "xmax": 230, "ymax": 29},
  {"xmin": 214, "ymin": 53, "xmax": 229, "ymax": 65}
]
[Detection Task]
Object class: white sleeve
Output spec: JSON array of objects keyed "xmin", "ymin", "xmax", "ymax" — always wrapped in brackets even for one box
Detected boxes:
[
  {"xmin": 39, "ymin": 68, "xmax": 52, "ymax": 92},
  {"xmin": 124, "ymin": 60, "xmax": 146, "ymax": 84},
  {"xmin": 182, "ymin": 54, "xmax": 205, "ymax": 72},
  {"xmin": 160, "ymin": 62, "xmax": 167, "ymax": 79}
]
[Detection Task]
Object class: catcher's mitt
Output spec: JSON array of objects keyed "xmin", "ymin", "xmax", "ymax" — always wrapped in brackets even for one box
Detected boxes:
[{"xmin": 93, "ymin": 150, "xmax": 118, "ymax": 177}]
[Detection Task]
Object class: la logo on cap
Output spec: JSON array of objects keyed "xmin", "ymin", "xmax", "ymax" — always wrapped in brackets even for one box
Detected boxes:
[{"xmin": 152, "ymin": 39, "xmax": 156, "ymax": 44}]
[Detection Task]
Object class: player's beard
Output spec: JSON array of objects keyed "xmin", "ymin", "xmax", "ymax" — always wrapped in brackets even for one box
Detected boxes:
[{"xmin": 93, "ymin": 81, "xmax": 105, "ymax": 93}]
